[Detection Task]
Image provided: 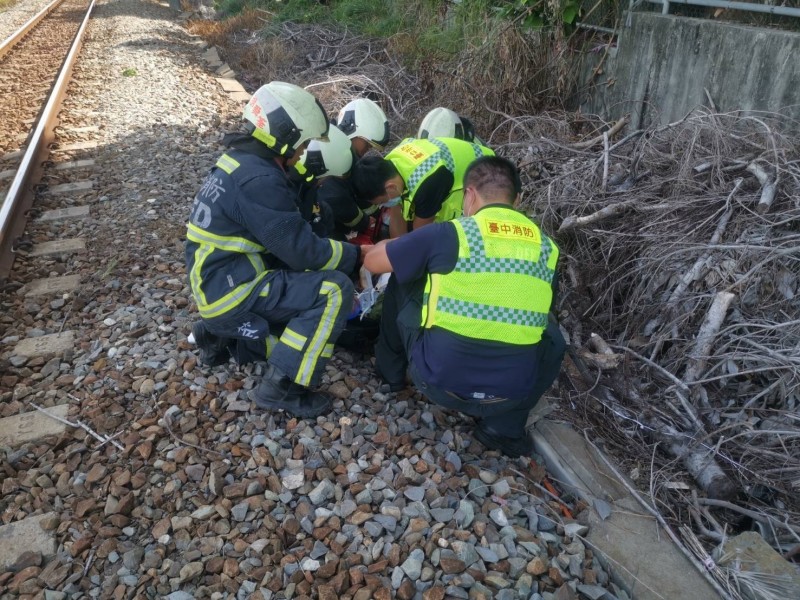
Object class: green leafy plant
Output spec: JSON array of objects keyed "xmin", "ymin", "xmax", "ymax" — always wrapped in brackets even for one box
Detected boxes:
[
  {"xmin": 495, "ymin": 0, "xmax": 581, "ymax": 30},
  {"xmin": 122, "ymin": 68, "xmax": 138, "ymax": 77}
]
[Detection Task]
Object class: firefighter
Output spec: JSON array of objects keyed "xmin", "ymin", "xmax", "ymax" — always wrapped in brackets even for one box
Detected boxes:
[
  {"xmin": 185, "ymin": 82, "xmax": 367, "ymax": 419},
  {"xmin": 417, "ymin": 107, "xmax": 481, "ymax": 143},
  {"xmin": 350, "ymin": 137, "xmax": 494, "ymax": 238},
  {"xmin": 290, "ymin": 97, "xmax": 390, "ymax": 222},
  {"xmin": 362, "ymin": 156, "xmax": 565, "ymax": 457},
  {"xmin": 336, "ymin": 98, "xmax": 391, "ymax": 158},
  {"xmin": 297, "ymin": 124, "xmax": 379, "ymax": 242}
]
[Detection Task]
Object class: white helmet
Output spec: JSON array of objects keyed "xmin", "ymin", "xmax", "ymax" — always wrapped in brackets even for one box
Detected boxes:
[
  {"xmin": 243, "ymin": 81, "xmax": 329, "ymax": 156},
  {"xmin": 418, "ymin": 107, "xmax": 476, "ymax": 142},
  {"xmin": 299, "ymin": 125, "xmax": 354, "ymax": 178},
  {"xmin": 336, "ymin": 98, "xmax": 390, "ymax": 150}
]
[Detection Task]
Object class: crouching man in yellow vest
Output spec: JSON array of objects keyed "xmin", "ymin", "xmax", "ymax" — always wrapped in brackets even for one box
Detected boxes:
[{"xmin": 362, "ymin": 156, "xmax": 566, "ymax": 457}]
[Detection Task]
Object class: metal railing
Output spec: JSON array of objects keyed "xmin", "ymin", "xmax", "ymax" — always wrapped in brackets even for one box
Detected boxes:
[{"xmin": 646, "ymin": 0, "xmax": 800, "ymax": 17}]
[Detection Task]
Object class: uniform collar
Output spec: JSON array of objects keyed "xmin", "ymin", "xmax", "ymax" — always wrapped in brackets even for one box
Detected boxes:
[{"xmin": 473, "ymin": 203, "xmax": 517, "ymax": 215}]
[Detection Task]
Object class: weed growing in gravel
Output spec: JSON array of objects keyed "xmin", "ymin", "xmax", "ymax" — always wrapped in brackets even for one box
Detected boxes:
[{"xmin": 122, "ymin": 68, "xmax": 138, "ymax": 77}]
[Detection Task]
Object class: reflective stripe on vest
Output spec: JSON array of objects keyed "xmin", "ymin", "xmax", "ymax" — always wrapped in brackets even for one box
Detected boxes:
[
  {"xmin": 186, "ymin": 223, "xmax": 266, "ymax": 254},
  {"xmin": 186, "ymin": 222, "xmax": 270, "ymax": 318},
  {"xmin": 386, "ymin": 138, "xmax": 493, "ymax": 222},
  {"xmin": 422, "ymin": 207, "xmax": 558, "ymax": 345},
  {"xmin": 216, "ymin": 153, "xmax": 241, "ymax": 175}
]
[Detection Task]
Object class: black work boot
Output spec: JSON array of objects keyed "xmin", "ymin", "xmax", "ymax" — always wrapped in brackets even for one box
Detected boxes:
[
  {"xmin": 191, "ymin": 321, "xmax": 232, "ymax": 367},
  {"xmin": 473, "ymin": 422, "xmax": 533, "ymax": 458},
  {"xmin": 248, "ymin": 365, "xmax": 332, "ymax": 419}
]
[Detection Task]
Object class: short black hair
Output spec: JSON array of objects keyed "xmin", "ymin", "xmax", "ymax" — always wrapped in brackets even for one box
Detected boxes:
[
  {"xmin": 463, "ymin": 156, "xmax": 521, "ymax": 203},
  {"xmin": 350, "ymin": 156, "xmax": 399, "ymax": 200}
]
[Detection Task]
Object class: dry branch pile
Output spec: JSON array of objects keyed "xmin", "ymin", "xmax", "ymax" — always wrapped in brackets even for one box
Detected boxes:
[
  {"xmin": 193, "ymin": 15, "xmax": 581, "ymax": 140},
  {"xmin": 192, "ymin": 11, "xmax": 799, "ymax": 580},
  {"xmin": 498, "ymin": 109, "xmax": 800, "ymax": 568}
]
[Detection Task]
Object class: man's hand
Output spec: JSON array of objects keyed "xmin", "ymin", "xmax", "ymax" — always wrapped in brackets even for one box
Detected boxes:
[{"xmin": 363, "ymin": 240, "xmax": 393, "ymax": 274}]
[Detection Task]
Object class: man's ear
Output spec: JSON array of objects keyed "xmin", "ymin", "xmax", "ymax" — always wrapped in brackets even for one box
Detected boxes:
[{"xmin": 513, "ymin": 192, "xmax": 521, "ymax": 208}]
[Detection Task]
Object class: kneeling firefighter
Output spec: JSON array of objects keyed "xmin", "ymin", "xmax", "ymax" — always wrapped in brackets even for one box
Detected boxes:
[{"xmin": 185, "ymin": 81, "xmax": 369, "ymax": 418}]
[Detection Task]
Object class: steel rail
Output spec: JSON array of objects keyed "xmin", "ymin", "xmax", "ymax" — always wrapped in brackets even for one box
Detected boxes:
[
  {"xmin": 0, "ymin": 0, "xmax": 67, "ymax": 61},
  {"xmin": 0, "ymin": 0, "xmax": 97, "ymax": 277}
]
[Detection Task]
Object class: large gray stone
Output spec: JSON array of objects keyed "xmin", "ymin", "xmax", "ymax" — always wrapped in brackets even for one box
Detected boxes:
[
  {"xmin": 0, "ymin": 513, "xmax": 58, "ymax": 569},
  {"xmin": 24, "ymin": 275, "xmax": 81, "ymax": 297},
  {"xmin": 0, "ymin": 404, "xmax": 70, "ymax": 447},
  {"xmin": 718, "ymin": 531, "xmax": 800, "ymax": 600},
  {"xmin": 29, "ymin": 239, "xmax": 86, "ymax": 257},
  {"xmin": 38, "ymin": 206, "xmax": 90, "ymax": 222},
  {"xmin": 46, "ymin": 181, "xmax": 94, "ymax": 194},
  {"xmin": 13, "ymin": 331, "xmax": 75, "ymax": 358}
]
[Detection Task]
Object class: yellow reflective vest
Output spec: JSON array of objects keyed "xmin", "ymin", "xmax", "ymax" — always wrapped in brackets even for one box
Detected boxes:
[
  {"xmin": 385, "ymin": 138, "xmax": 493, "ymax": 222},
  {"xmin": 421, "ymin": 206, "xmax": 558, "ymax": 345}
]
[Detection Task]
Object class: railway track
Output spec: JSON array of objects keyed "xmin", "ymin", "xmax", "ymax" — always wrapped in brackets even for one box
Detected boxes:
[{"xmin": 0, "ymin": 0, "xmax": 95, "ymax": 277}]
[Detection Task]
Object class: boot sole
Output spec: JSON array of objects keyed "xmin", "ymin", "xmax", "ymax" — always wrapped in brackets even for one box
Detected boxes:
[
  {"xmin": 473, "ymin": 426, "xmax": 532, "ymax": 458},
  {"xmin": 192, "ymin": 322, "xmax": 231, "ymax": 367},
  {"xmin": 247, "ymin": 389, "xmax": 331, "ymax": 419}
]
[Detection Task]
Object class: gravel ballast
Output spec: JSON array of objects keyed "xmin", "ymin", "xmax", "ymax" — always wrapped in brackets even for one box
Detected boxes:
[{"xmin": 0, "ymin": 2, "xmax": 628, "ymax": 598}]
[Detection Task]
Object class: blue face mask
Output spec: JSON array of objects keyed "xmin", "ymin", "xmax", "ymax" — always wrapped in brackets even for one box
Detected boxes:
[{"xmin": 382, "ymin": 196, "xmax": 402, "ymax": 208}]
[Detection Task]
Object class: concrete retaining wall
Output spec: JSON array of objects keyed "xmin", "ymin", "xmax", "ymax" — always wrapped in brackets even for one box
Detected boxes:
[{"xmin": 578, "ymin": 13, "xmax": 800, "ymax": 128}]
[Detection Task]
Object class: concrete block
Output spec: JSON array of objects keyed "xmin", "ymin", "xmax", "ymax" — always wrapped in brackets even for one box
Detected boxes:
[
  {"xmin": 533, "ymin": 420, "xmax": 627, "ymax": 502},
  {"xmin": 29, "ymin": 238, "xmax": 86, "ymax": 256},
  {"xmin": 54, "ymin": 159, "xmax": 95, "ymax": 171},
  {"xmin": 1, "ymin": 150, "xmax": 23, "ymax": 161},
  {"xmin": 533, "ymin": 420, "xmax": 719, "ymax": 600},
  {"xmin": 13, "ymin": 331, "xmax": 75, "ymax": 358},
  {"xmin": 38, "ymin": 206, "xmax": 90, "ymax": 222},
  {"xmin": 52, "ymin": 141, "xmax": 98, "ymax": 152},
  {"xmin": 718, "ymin": 532, "xmax": 800, "ymax": 600},
  {"xmin": 61, "ymin": 126, "xmax": 99, "ymax": 134},
  {"xmin": 0, "ymin": 512, "xmax": 59, "ymax": 570},
  {"xmin": 0, "ymin": 404, "xmax": 70, "ymax": 447},
  {"xmin": 230, "ymin": 91, "xmax": 251, "ymax": 104},
  {"xmin": 46, "ymin": 181, "xmax": 94, "ymax": 194},
  {"xmin": 202, "ymin": 47, "xmax": 221, "ymax": 63},
  {"xmin": 0, "ymin": 168, "xmax": 15, "ymax": 181},
  {"xmin": 216, "ymin": 78, "xmax": 247, "ymax": 93},
  {"xmin": 23, "ymin": 275, "xmax": 81, "ymax": 297}
]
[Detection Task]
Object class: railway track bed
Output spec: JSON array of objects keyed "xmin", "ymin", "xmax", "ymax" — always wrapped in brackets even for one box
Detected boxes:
[{"xmin": 0, "ymin": 2, "xmax": 642, "ymax": 600}]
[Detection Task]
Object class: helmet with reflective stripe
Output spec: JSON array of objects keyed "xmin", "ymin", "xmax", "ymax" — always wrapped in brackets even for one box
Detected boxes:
[
  {"xmin": 418, "ymin": 107, "xmax": 476, "ymax": 142},
  {"xmin": 336, "ymin": 98, "xmax": 390, "ymax": 151},
  {"xmin": 243, "ymin": 81, "xmax": 330, "ymax": 156},
  {"xmin": 299, "ymin": 124, "xmax": 353, "ymax": 178}
]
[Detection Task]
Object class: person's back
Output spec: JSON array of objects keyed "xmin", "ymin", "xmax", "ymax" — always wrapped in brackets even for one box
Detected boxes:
[
  {"xmin": 385, "ymin": 137, "xmax": 493, "ymax": 224},
  {"xmin": 363, "ymin": 155, "xmax": 565, "ymax": 457},
  {"xmin": 351, "ymin": 137, "xmax": 494, "ymax": 238}
]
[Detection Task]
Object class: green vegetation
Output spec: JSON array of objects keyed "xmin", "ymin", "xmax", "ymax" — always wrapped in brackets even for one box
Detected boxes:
[
  {"xmin": 215, "ymin": 0, "xmax": 508, "ymax": 61},
  {"xmin": 122, "ymin": 68, "xmax": 138, "ymax": 77},
  {"xmin": 495, "ymin": 0, "xmax": 582, "ymax": 29}
]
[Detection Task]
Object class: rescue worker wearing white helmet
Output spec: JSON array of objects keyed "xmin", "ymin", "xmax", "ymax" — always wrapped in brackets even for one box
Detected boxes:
[
  {"xmin": 185, "ymin": 81, "xmax": 368, "ymax": 419},
  {"xmin": 298, "ymin": 124, "xmax": 380, "ymax": 242},
  {"xmin": 417, "ymin": 106, "xmax": 481, "ymax": 144},
  {"xmin": 351, "ymin": 137, "xmax": 494, "ymax": 238},
  {"xmin": 336, "ymin": 98, "xmax": 391, "ymax": 158}
]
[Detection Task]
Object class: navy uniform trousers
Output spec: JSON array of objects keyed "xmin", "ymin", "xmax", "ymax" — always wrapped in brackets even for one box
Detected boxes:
[
  {"xmin": 204, "ymin": 269, "xmax": 354, "ymax": 388},
  {"xmin": 375, "ymin": 275, "xmax": 566, "ymax": 438}
]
